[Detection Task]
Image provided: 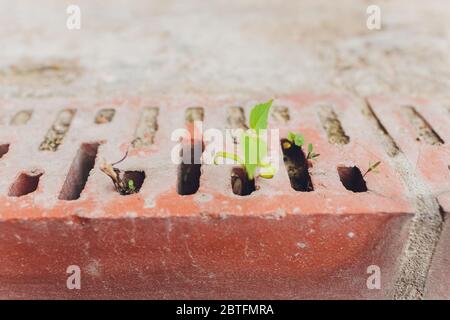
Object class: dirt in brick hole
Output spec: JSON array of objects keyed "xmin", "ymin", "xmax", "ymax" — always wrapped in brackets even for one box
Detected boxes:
[
  {"xmin": 10, "ymin": 110, "xmax": 32, "ymax": 125},
  {"xmin": 39, "ymin": 109, "xmax": 76, "ymax": 151},
  {"xmin": 271, "ymin": 106, "xmax": 290, "ymax": 124},
  {"xmin": 177, "ymin": 141, "xmax": 204, "ymax": 195},
  {"xmin": 281, "ymin": 139, "xmax": 313, "ymax": 192},
  {"xmin": 95, "ymin": 109, "xmax": 115, "ymax": 124},
  {"xmin": 0, "ymin": 58, "xmax": 82, "ymax": 87},
  {"xmin": 405, "ymin": 106, "xmax": 444, "ymax": 145},
  {"xmin": 231, "ymin": 167, "xmax": 256, "ymax": 196},
  {"xmin": 178, "ymin": 162, "xmax": 201, "ymax": 195},
  {"xmin": 131, "ymin": 107, "xmax": 159, "ymax": 148},
  {"xmin": 318, "ymin": 107, "xmax": 349, "ymax": 145}
]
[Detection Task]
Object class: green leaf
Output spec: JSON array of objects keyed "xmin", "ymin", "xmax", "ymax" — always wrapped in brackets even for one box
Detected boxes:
[
  {"xmin": 240, "ymin": 130, "xmax": 269, "ymax": 180},
  {"xmin": 308, "ymin": 143, "xmax": 313, "ymax": 153},
  {"xmin": 294, "ymin": 134, "xmax": 304, "ymax": 147},
  {"xmin": 287, "ymin": 131, "xmax": 296, "ymax": 142},
  {"xmin": 370, "ymin": 161, "xmax": 381, "ymax": 171},
  {"xmin": 242, "ymin": 131, "xmax": 268, "ymax": 165},
  {"xmin": 245, "ymin": 163, "xmax": 257, "ymax": 180},
  {"xmin": 128, "ymin": 179, "xmax": 135, "ymax": 191},
  {"xmin": 249, "ymin": 99, "xmax": 273, "ymax": 131},
  {"xmin": 259, "ymin": 163, "xmax": 276, "ymax": 179},
  {"xmin": 213, "ymin": 105, "xmax": 275, "ymax": 180}
]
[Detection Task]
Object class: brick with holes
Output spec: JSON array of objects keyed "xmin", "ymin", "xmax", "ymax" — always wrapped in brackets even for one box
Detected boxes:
[
  {"xmin": 366, "ymin": 97, "xmax": 450, "ymax": 299},
  {"xmin": 366, "ymin": 96, "xmax": 449, "ymax": 212},
  {"xmin": 0, "ymin": 96, "xmax": 415, "ymax": 299}
]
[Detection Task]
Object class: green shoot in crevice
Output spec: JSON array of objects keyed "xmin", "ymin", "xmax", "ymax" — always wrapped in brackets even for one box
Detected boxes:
[
  {"xmin": 214, "ymin": 99, "xmax": 276, "ymax": 182},
  {"xmin": 363, "ymin": 160, "xmax": 381, "ymax": 178},
  {"xmin": 286, "ymin": 131, "xmax": 320, "ymax": 161}
]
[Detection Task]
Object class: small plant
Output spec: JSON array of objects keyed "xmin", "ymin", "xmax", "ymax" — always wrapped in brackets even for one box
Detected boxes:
[
  {"xmin": 214, "ymin": 99, "xmax": 276, "ymax": 181},
  {"xmin": 285, "ymin": 131, "xmax": 320, "ymax": 161},
  {"xmin": 99, "ymin": 149, "xmax": 139, "ymax": 195},
  {"xmin": 306, "ymin": 143, "xmax": 320, "ymax": 161},
  {"xmin": 128, "ymin": 179, "xmax": 136, "ymax": 192},
  {"xmin": 362, "ymin": 160, "xmax": 381, "ymax": 177},
  {"xmin": 287, "ymin": 131, "xmax": 304, "ymax": 147}
]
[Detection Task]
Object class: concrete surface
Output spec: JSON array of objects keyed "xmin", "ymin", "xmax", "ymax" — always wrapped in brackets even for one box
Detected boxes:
[{"xmin": 0, "ymin": 0, "xmax": 449, "ymax": 98}]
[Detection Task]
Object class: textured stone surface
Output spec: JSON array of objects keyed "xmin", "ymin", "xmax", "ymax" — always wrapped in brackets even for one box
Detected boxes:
[
  {"xmin": 0, "ymin": 0, "xmax": 449, "ymax": 99},
  {"xmin": 425, "ymin": 217, "xmax": 450, "ymax": 299}
]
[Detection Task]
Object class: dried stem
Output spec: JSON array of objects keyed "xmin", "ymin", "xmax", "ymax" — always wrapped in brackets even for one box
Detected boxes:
[{"xmin": 99, "ymin": 157, "xmax": 136, "ymax": 195}]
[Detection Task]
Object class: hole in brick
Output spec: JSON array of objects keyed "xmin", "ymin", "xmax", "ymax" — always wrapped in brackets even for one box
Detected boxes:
[
  {"xmin": 177, "ymin": 142, "xmax": 203, "ymax": 195},
  {"xmin": 318, "ymin": 106, "xmax": 350, "ymax": 145},
  {"xmin": 177, "ymin": 107, "xmax": 204, "ymax": 196},
  {"xmin": 0, "ymin": 144, "xmax": 10, "ymax": 159},
  {"xmin": 121, "ymin": 171, "xmax": 145, "ymax": 195},
  {"xmin": 227, "ymin": 106, "xmax": 247, "ymax": 129},
  {"xmin": 280, "ymin": 138, "xmax": 314, "ymax": 192},
  {"xmin": 363, "ymin": 99, "xmax": 400, "ymax": 157},
  {"xmin": 58, "ymin": 143, "xmax": 100, "ymax": 200},
  {"xmin": 94, "ymin": 109, "xmax": 115, "ymax": 124},
  {"xmin": 404, "ymin": 106, "xmax": 444, "ymax": 145},
  {"xmin": 231, "ymin": 167, "xmax": 256, "ymax": 196},
  {"xmin": 227, "ymin": 106, "xmax": 248, "ymax": 144},
  {"xmin": 39, "ymin": 109, "xmax": 76, "ymax": 151},
  {"xmin": 225, "ymin": 107, "xmax": 256, "ymax": 196},
  {"xmin": 337, "ymin": 166, "xmax": 368, "ymax": 193},
  {"xmin": 131, "ymin": 107, "xmax": 159, "ymax": 148},
  {"xmin": 8, "ymin": 170, "xmax": 43, "ymax": 197},
  {"xmin": 10, "ymin": 110, "xmax": 32, "ymax": 125},
  {"xmin": 271, "ymin": 106, "xmax": 290, "ymax": 123},
  {"xmin": 185, "ymin": 107, "xmax": 204, "ymax": 123}
]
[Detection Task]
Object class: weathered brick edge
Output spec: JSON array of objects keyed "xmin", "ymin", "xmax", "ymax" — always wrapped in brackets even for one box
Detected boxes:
[{"xmin": 363, "ymin": 96, "xmax": 449, "ymax": 299}]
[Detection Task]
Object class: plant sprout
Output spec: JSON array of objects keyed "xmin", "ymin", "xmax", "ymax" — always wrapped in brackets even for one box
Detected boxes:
[
  {"xmin": 285, "ymin": 131, "xmax": 320, "ymax": 161},
  {"xmin": 363, "ymin": 160, "xmax": 381, "ymax": 177},
  {"xmin": 306, "ymin": 143, "xmax": 320, "ymax": 161},
  {"xmin": 128, "ymin": 179, "xmax": 135, "ymax": 192},
  {"xmin": 214, "ymin": 99, "xmax": 276, "ymax": 180},
  {"xmin": 287, "ymin": 131, "xmax": 304, "ymax": 147}
]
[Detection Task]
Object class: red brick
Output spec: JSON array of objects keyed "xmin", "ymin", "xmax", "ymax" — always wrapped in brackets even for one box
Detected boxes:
[
  {"xmin": 0, "ymin": 95, "xmax": 415, "ymax": 299},
  {"xmin": 367, "ymin": 96, "xmax": 449, "ymax": 212},
  {"xmin": 366, "ymin": 96, "xmax": 450, "ymax": 299}
]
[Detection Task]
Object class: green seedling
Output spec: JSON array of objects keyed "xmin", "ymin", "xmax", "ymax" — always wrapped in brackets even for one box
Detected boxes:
[
  {"xmin": 214, "ymin": 99, "xmax": 276, "ymax": 180},
  {"xmin": 286, "ymin": 131, "xmax": 320, "ymax": 161},
  {"xmin": 306, "ymin": 143, "xmax": 320, "ymax": 161},
  {"xmin": 128, "ymin": 179, "xmax": 136, "ymax": 192},
  {"xmin": 363, "ymin": 160, "xmax": 381, "ymax": 177},
  {"xmin": 287, "ymin": 131, "xmax": 304, "ymax": 147}
]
